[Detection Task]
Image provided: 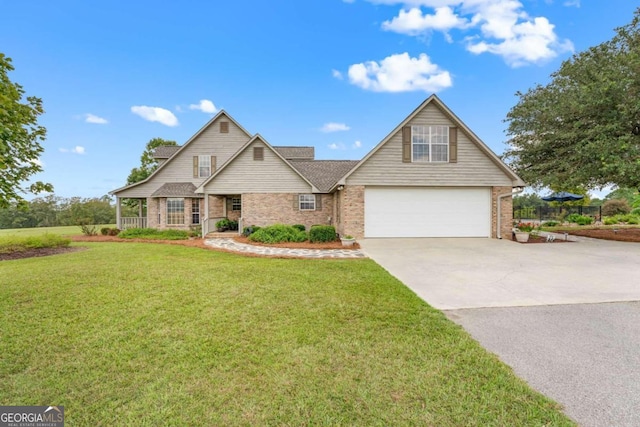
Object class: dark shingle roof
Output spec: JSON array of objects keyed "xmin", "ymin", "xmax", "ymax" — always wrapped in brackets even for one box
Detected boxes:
[
  {"xmin": 153, "ymin": 145, "xmax": 181, "ymax": 159},
  {"xmin": 273, "ymin": 146, "xmax": 315, "ymax": 160},
  {"xmin": 150, "ymin": 183, "xmax": 202, "ymax": 198},
  {"xmin": 289, "ymin": 160, "xmax": 360, "ymax": 192}
]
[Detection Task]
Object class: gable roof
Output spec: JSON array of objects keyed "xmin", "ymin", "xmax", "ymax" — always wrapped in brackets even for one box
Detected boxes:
[
  {"xmin": 339, "ymin": 94, "xmax": 525, "ymax": 187},
  {"xmin": 273, "ymin": 146, "xmax": 315, "ymax": 160},
  {"xmin": 195, "ymin": 134, "xmax": 320, "ymax": 193},
  {"xmin": 289, "ymin": 160, "xmax": 359, "ymax": 192},
  {"xmin": 153, "ymin": 145, "xmax": 181, "ymax": 159},
  {"xmin": 150, "ymin": 182, "xmax": 202, "ymax": 198},
  {"xmin": 110, "ymin": 110, "xmax": 251, "ymax": 195}
]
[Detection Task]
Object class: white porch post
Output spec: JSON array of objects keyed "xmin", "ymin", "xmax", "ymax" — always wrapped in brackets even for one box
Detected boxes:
[
  {"xmin": 203, "ymin": 194, "xmax": 209, "ymax": 237},
  {"xmin": 223, "ymin": 196, "xmax": 227, "ymax": 217},
  {"xmin": 116, "ymin": 197, "xmax": 122, "ymax": 229},
  {"xmin": 138, "ymin": 199, "xmax": 143, "ymax": 218}
]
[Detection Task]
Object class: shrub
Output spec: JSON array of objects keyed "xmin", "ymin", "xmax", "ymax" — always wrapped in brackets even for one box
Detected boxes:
[
  {"xmin": 215, "ymin": 218, "xmax": 231, "ymax": 230},
  {"xmin": 543, "ymin": 220, "xmax": 559, "ymax": 227},
  {"xmin": 602, "ymin": 199, "xmax": 631, "ymax": 216},
  {"xmin": 565, "ymin": 213, "xmax": 582, "ymax": 223},
  {"xmin": 603, "ymin": 217, "xmax": 619, "ymax": 225},
  {"xmin": 243, "ymin": 225, "xmax": 261, "ymax": 236},
  {"xmin": 631, "ymin": 207, "xmax": 640, "ymax": 216},
  {"xmin": 309, "ymin": 225, "xmax": 337, "ymax": 243},
  {"xmin": 100, "ymin": 227, "xmax": 110, "ymax": 236},
  {"xmin": 189, "ymin": 225, "xmax": 202, "ymax": 238},
  {"xmin": 108, "ymin": 228, "xmax": 121, "ymax": 236},
  {"xmin": 292, "ymin": 224, "xmax": 306, "ymax": 232},
  {"xmin": 628, "ymin": 216, "xmax": 639, "ymax": 225},
  {"xmin": 248, "ymin": 224, "xmax": 307, "ymax": 244},
  {"xmin": 0, "ymin": 234, "xmax": 71, "ymax": 254},
  {"xmin": 101, "ymin": 227, "xmax": 120, "ymax": 236},
  {"xmin": 79, "ymin": 223, "xmax": 98, "ymax": 236},
  {"xmin": 575, "ymin": 215, "xmax": 594, "ymax": 226},
  {"xmin": 118, "ymin": 228, "xmax": 190, "ymax": 240},
  {"xmin": 228, "ymin": 220, "xmax": 239, "ymax": 231}
]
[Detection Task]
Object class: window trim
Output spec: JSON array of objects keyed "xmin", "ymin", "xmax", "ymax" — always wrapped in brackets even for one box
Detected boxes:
[
  {"xmin": 411, "ymin": 125, "xmax": 449, "ymax": 163},
  {"xmin": 230, "ymin": 197, "xmax": 241, "ymax": 211},
  {"xmin": 166, "ymin": 198, "xmax": 185, "ymax": 225},
  {"xmin": 191, "ymin": 199, "xmax": 200, "ymax": 225},
  {"xmin": 299, "ymin": 194, "xmax": 316, "ymax": 211},
  {"xmin": 197, "ymin": 155, "xmax": 211, "ymax": 178}
]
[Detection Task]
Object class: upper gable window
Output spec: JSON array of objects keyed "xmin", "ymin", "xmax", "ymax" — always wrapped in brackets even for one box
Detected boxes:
[
  {"xmin": 220, "ymin": 121, "xmax": 229, "ymax": 133},
  {"xmin": 412, "ymin": 125, "xmax": 449, "ymax": 162},
  {"xmin": 253, "ymin": 146, "xmax": 264, "ymax": 161},
  {"xmin": 198, "ymin": 155, "xmax": 211, "ymax": 177}
]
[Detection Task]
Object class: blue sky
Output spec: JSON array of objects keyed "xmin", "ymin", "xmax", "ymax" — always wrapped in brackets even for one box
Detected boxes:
[{"xmin": 2, "ymin": 0, "xmax": 636, "ymax": 199}]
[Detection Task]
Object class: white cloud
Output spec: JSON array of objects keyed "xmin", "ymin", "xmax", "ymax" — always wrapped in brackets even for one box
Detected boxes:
[
  {"xmin": 366, "ymin": 0, "xmax": 573, "ymax": 66},
  {"xmin": 189, "ymin": 99, "xmax": 218, "ymax": 114},
  {"xmin": 382, "ymin": 7, "xmax": 469, "ymax": 35},
  {"xmin": 59, "ymin": 146, "xmax": 86, "ymax": 155},
  {"xmin": 332, "ymin": 69, "xmax": 344, "ymax": 80},
  {"xmin": 131, "ymin": 106, "xmax": 179, "ymax": 127},
  {"xmin": 328, "ymin": 142, "xmax": 346, "ymax": 150},
  {"xmin": 321, "ymin": 122, "xmax": 351, "ymax": 133},
  {"xmin": 348, "ymin": 52, "xmax": 452, "ymax": 93},
  {"xmin": 466, "ymin": 16, "xmax": 573, "ymax": 67},
  {"xmin": 84, "ymin": 113, "xmax": 108, "ymax": 124},
  {"xmin": 352, "ymin": 140, "xmax": 363, "ymax": 149}
]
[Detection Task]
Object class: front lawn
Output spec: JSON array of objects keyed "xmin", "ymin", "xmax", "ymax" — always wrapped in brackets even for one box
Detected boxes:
[
  {"xmin": 0, "ymin": 243, "xmax": 573, "ymax": 425},
  {"xmin": 0, "ymin": 224, "xmax": 115, "ymax": 237}
]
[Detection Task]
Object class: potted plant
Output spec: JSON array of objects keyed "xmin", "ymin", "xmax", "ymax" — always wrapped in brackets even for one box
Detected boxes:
[
  {"xmin": 514, "ymin": 222, "xmax": 535, "ymax": 243},
  {"xmin": 215, "ymin": 218, "xmax": 231, "ymax": 232},
  {"xmin": 340, "ymin": 234, "xmax": 356, "ymax": 247}
]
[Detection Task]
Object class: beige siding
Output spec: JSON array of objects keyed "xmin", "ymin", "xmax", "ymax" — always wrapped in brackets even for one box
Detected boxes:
[
  {"xmin": 203, "ymin": 140, "xmax": 313, "ymax": 193},
  {"xmin": 347, "ymin": 103, "xmax": 513, "ymax": 187},
  {"xmin": 115, "ymin": 114, "xmax": 250, "ymax": 198}
]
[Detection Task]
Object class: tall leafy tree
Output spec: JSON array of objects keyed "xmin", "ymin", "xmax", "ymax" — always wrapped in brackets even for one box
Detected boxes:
[
  {"xmin": 503, "ymin": 9, "xmax": 640, "ymax": 191},
  {"xmin": 0, "ymin": 53, "xmax": 53, "ymax": 208},
  {"xmin": 126, "ymin": 137, "xmax": 177, "ymax": 185}
]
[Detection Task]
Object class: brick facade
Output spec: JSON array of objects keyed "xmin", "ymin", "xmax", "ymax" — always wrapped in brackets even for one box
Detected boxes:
[
  {"xmin": 242, "ymin": 193, "xmax": 334, "ymax": 230},
  {"xmin": 492, "ymin": 186, "xmax": 514, "ymax": 239},
  {"xmin": 146, "ymin": 197, "xmax": 201, "ymax": 230},
  {"xmin": 341, "ymin": 185, "xmax": 365, "ymax": 239}
]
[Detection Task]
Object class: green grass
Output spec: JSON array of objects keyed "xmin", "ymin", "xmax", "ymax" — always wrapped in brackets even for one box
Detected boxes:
[
  {"xmin": 0, "ymin": 234, "xmax": 71, "ymax": 254},
  {"xmin": 0, "ymin": 243, "xmax": 573, "ymax": 426},
  {"xmin": 0, "ymin": 224, "xmax": 115, "ymax": 237},
  {"xmin": 118, "ymin": 227, "xmax": 191, "ymax": 240}
]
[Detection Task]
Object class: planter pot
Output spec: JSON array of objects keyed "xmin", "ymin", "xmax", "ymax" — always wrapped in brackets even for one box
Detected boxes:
[
  {"xmin": 514, "ymin": 231, "xmax": 530, "ymax": 243},
  {"xmin": 340, "ymin": 238, "xmax": 356, "ymax": 247}
]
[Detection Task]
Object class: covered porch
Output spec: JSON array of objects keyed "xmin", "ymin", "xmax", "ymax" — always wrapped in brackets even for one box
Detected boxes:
[
  {"xmin": 115, "ymin": 197, "xmax": 147, "ymax": 230},
  {"xmin": 202, "ymin": 193, "xmax": 242, "ymax": 236}
]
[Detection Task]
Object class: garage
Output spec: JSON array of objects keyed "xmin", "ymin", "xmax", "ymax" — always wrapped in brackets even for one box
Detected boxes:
[{"xmin": 364, "ymin": 187, "xmax": 491, "ymax": 238}]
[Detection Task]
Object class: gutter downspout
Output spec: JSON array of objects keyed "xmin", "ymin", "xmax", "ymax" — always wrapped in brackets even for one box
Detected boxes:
[{"xmin": 497, "ymin": 186, "xmax": 524, "ymax": 239}]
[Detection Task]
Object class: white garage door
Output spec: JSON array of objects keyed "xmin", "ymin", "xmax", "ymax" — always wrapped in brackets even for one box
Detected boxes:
[{"xmin": 364, "ymin": 187, "xmax": 491, "ymax": 238}]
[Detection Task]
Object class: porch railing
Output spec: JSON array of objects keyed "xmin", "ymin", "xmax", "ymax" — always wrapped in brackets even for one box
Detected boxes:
[
  {"xmin": 202, "ymin": 217, "xmax": 226, "ymax": 237},
  {"xmin": 121, "ymin": 217, "xmax": 147, "ymax": 230}
]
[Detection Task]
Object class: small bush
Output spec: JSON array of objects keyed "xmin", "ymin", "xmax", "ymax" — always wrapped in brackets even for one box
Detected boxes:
[
  {"xmin": 628, "ymin": 217, "xmax": 639, "ymax": 225},
  {"xmin": 100, "ymin": 227, "xmax": 110, "ymax": 236},
  {"xmin": 108, "ymin": 228, "xmax": 121, "ymax": 236},
  {"xmin": 248, "ymin": 224, "xmax": 307, "ymax": 244},
  {"xmin": 292, "ymin": 224, "xmax": 306, "ymax": 232},
  {"xmin": 100, "ymin": 227, "xmax": 121, "ymax": 236},
  {"xmin": 0, "ymin": 234, "xmax": 71, "ymax": 254},
  {"xmin": 603, "ymin": 217, "xmax": 619, "ymax": 225},
  {"xmin": 309, "ymin": 225, "xmax": 337, "ymax": 243},
  {"xmin": 575, "ymin": 215, "xmax": 594, "ymax": 226},
  {"xmin": 631, "ymin": 207, "xmax": 640, "ymax": 216},
  {"xmin": 602, "ymin": 199, "xmax": 631, "ymax": 216},
  {"xmin": 243, "ymin": 225, "xmax": 260, "ymax": 236},
  {"xmin": 543, "ymin": 220, "xmax": 559, "ymax": 227},
  {"xmin": 189, "ymin": 225, "xmax": 202, "ymax": 238},
  {"xmin": 118, "ymin": 228, "xmax": 190, "ymax": 240},
  {"xmin": 79, "ymin": 223, "xmax": 98, "ymax": 236},
  {"xmin": 565, "ymin": 213, "xmax": 581, "ymax": 223}
]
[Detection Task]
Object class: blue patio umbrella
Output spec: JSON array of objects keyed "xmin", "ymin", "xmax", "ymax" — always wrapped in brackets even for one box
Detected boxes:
[{"xmin": 542, "ymin": 191, "xmax": 584, "ymax": 202}]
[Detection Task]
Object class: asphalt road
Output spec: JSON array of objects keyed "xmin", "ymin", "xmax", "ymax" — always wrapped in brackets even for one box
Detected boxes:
[{"xmin": 446, "ymin": 302, "xmax": 640, "ymax": 427}]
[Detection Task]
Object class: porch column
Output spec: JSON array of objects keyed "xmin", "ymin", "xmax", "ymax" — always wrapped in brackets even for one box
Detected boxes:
[
  {"xmin": 223, "ymin": 196, "xmax": 227, "ymax": 217},
  {"xmin": 203, "ymin": 194, "xmax": 209, "ymax": 237},
  {"xmin": 138, "ymin": 199, "xmax": 143, "ymax": 218},
  {"xmin": 116, "ymin": 197, "xmax": 122, "ymax": 229}
]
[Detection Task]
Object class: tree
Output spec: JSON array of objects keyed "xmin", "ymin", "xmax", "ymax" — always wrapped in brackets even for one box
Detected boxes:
[
  {"xmin": 126, "ymin": 137, "xmax": 177, "ymax": 185},
  {"xmin": 0, "ymin": 53, "xmax": 53, "ymax": 208},
  {"xmin": 503, "ymin": 9, "xmax": 640, "ymax": 191}
]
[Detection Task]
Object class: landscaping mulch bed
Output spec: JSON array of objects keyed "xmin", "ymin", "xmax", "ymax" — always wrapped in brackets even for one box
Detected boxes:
[
  {"xmin": 563, "ymin": 227, "xmax": 640, "ymax": 243},
  {"xmin": 71, "ymin": 235, "xmax": 360, "ymax": 250},
  {"xmin": 0, "ymin": 246, "xmax": 85, "ymax": 261}
]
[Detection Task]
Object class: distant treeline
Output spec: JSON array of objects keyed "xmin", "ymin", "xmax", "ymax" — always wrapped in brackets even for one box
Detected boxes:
[{"xmin": 0, "ymin": 195, "xmax": 132, "ymax": 229}]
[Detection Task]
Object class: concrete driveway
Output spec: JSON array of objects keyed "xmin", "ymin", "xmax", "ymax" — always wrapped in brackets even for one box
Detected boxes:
[
  {"xmin": 360, "ymin": 237, "xmax": 640, "ymax": 427},
  {"xmin": 360, "ymin": 237, "xmax": 640, "ymax": 310}
]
